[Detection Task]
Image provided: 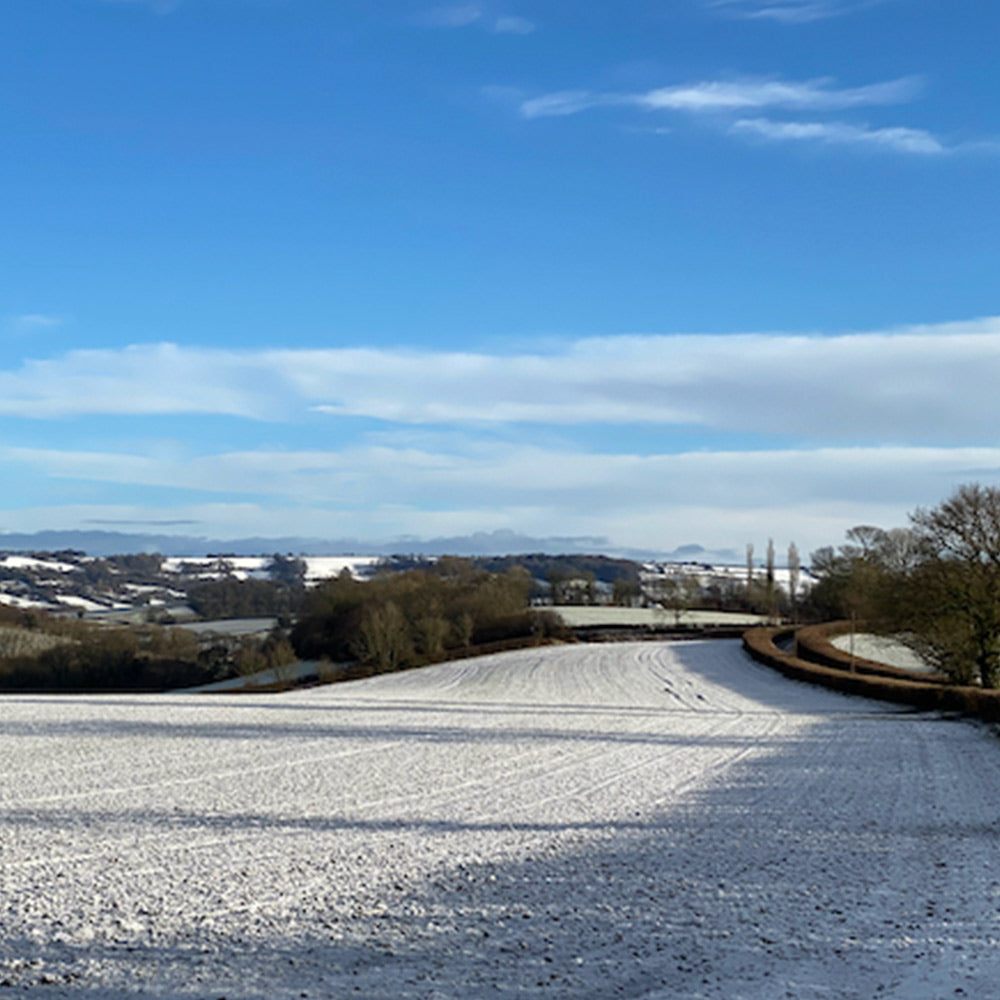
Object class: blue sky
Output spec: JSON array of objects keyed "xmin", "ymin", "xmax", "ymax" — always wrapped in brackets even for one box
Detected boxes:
[{"xmin": 2, "ymin": 0, "xmax": 999, "ymax": 557}]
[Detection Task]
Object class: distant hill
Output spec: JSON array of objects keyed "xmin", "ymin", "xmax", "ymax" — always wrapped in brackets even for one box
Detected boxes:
[{"xmin": 0, "ymin": 528, "xmax": 739, "ymax": 562}]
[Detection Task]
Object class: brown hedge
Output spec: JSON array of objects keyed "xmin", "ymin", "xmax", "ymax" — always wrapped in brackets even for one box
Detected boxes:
[{"xmin": 742, "ymin": 626, "xmax": 1000, "ymax": 723}]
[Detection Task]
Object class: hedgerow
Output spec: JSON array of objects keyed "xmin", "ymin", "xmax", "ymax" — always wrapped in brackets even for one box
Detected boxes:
[{"xmin": 743, "ymin": 626, "xmax": 1000, "ymax": 722}]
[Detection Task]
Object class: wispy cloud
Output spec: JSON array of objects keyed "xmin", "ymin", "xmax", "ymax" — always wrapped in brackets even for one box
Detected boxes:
[
  {"xmin": 85, "ymin": 518, "xmax": 200, "ymax": 526},
  {"xmin": 3, "ymin": 318, "xmax": 1000, "ymax": 447},
  {"xmin": 519, "ymin": 91, "xmax": 604, "ymax": 118},
  {"xmin": 520, "ymin": 75, "xmax": 919, "ymax": 119},
  {"xmin": 516, "ymin": 73, "xmax": 966, "ymax": 158},
  {"xmin": 492, "ymin": 15, "xmax": 535, "ymax": 34},
  {"xmin": 637, "ymin": 76, "xmax": 919, "ymax": 112},
  {"xmin": 99, "ymin": 0, "xmax": 181, "ymax": 13},
  {"xmin": 6, "ymin": 442, "xmax": 996, "ymax": 509},
  {"xmin": 419, "ymin": 4, "xmax": 485, "ymax": 27},
  {"xmin": 418, "ymin": 4, "xmax": 535, "ymax": 34},
  {"xmin": 0, "ymin": 343, "xmax": 283, "ymax": 419},
  {"xmin": 731, "ymin": 117, "xmax": 948, "ymax": 154},
  {"xmin": 709, "ymin": 0, "xmax": 891, "ymax": 23},
  {"xmin": 4, "ymin": 314, "xmax": 65, "ymax": 336}
]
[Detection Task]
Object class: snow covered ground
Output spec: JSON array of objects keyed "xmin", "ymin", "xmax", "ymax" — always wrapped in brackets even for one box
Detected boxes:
[
  {"xmin": 830, "ymin": 632, "xmax": 934, "ymax": 674},
  {"xmin": 178, "ymin": 659, "xmax": 326, "ymax": 693},
  {"xmin": 2, "ymin": 640, "xmax": 999, "ymax": 998},
  {"xmin": 0, "ymin": 593, "xmax": 57, "ymax": 610},
  {"xmin": 176, "ymin": 617, "xmax": 279, "ymax": 637},
  {"xmin": 0, "ymin": 555, "xmax": 77, "ymax": 574},
  {"xmin": 160, "ymin": 555, "xmax": 382, "ymax": 582},
  {"xmin": 553, "ymin": 606, "xmax": 768, "ymax": 628}
]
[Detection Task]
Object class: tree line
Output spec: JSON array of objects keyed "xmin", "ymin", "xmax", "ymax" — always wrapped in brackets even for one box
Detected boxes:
[
  {"xmin": 808, "ymin": 483, "xmax": 1000, "ymax": 688},
  {"xmin": 0, "ymin": 608, "xmax": 213, "ymax": 690},
  {"xmin": 291, "ymin": 560, "xmax": 567, "ymax": 672},
  {"xmin": 0, "ymin": 602, "xmax": 296, "ymax": 691}
]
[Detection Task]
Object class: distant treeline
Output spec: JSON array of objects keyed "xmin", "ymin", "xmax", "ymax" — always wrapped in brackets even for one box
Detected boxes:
[
  {"xmin": 0, "ymin": 606, "xmax": 211, "ymax": 691},
  {"xmin": 292, "ymin": 560, "xmax": 568, "ymax": 673},
  {"xmin": 180, "ymin": 556, "xmax": 309, "ymax": 619},
  {"xmin": 384, "ymin": 552, "xmax": 641, "ymax": 585},
  {"xmin": 186, "ymin": 577, "xmax": 303, "ymax": 620}
]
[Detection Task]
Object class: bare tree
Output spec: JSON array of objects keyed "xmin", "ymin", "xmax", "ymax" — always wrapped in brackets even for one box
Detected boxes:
[
  {"xmin": 787, "ymin": 541, "xmax": 800, "ymax": 622},
  {"xmin": 765, "ymin": 538, "xmax": 776, "ymax": 622},
  {"xmin": 905, "ymin": 484, "xmax": 1000, "ymax": 687},
  {"xmin": 874, "ymin": 527, "xmax": 925, "ymax": 575},
  {"xmin": 353, "ymin": 601, "xmax": 412, "ymax": 672},
  {"xmin": 809, "ymin": 487, "xmax": 1000, "ymax": 686},
  {"xmin": 843, "ymin": 525, "xmax": 887, "ymax": 560},
  {"xmin": 660, "ymin": 571, "xmax": 701, "ymax": 626},
  {"xmin": 612, "ymin": 578, "xmax": 641, "ymax": 606}
]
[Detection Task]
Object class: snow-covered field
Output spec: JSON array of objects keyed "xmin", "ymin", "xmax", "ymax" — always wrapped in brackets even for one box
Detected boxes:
[
  {"xmin": 2, "ymin": 640, "xmax": 999, "ymax": 998},
  {"xmin": 553, "ymin": 606, "xmax": 768, "ymax": 628},
  {"xmin": 160, "ymin": 555, "xmax": 382, "ymax": 582},
  {"xmin": 830, "ymin": 632, "xmax": 934, "ymax": 674},
  {"xmin": 0, "ymin": 555, "xmax": 77, "ymax": 574},
  {"xmin": 176, "ymin": 617, "xmax": 279, "ymax": 637}
]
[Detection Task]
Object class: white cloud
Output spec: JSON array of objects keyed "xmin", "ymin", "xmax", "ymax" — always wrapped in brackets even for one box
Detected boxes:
[
  {"xmin": 5, "ymin": 314, "xmax": 65, "ymax": 335},
  {"xmin": 520, "ymin": 75, "xmax": 919, "ymax": 119},
  {"xmin": 99, "ymin": 0, "xmax": 181, "ymax": 12},
  {"xmin": 418, "ymin": 4, "xmax": 484, "ymax": 27},
  {"xmin": 492, "ymin": 15, "xmax": 534, "ymax": 34},
  {"xmin": 514, "ymin": 74, "xmax": 967, "ymax": 157},
  {"xmin": 3, "ymin": 318, "xmax": 1000, "ymax": 445},
  {"xmin": 731, "ymin": 117, "xmax": 948, "ymax": 154},
  {"xmin": 520, "ymin": 91, "xmax": 607, "ymax": 119},
  {"xmin": 636, "ymin": 76, "xmax": 919, "ymax": 112},
  {"xmin": 3, "ymin": 314, "xmax": 1000, "ymax": 556},
  {"xmin": 417, "ymin": 5, "xmax": 533, "ymax": 33},
  {"xmin": 0, "ymin": 343, "xmax": 288, "ymax": 419},
  {"xmin": 3, "ymin": 443, "xmax": 998, "ymax": 556},
  {"xmin": 709, "ymin": 0, "xmax": 891, "ymax": 23}
]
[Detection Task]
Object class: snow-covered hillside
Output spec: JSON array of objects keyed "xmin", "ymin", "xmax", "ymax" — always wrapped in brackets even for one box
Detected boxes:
[
  {"xmin": 0, "ymin": 552, "xmax": 384, "ymax": 615},
  {"xmin": 1, "ymin": 641, "xmax": 995, "ymax": 998},
  {"xmin": 160, "ymin": 554, "xmax": 383, "ymax": 582}
]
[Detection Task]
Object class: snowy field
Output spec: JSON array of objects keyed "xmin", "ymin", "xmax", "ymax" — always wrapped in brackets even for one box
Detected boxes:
[
  {"xmin": 176, "ymin": 617, "xmax": 279, "ymax": 638},
  {"xmin": 160, "ymin": 555, "xmax": 382, "ymax": 582},
  {"xmin": 0, "ymin": 555, "xmax": 77, "ymax": 574},
  {"xmin": 830, "ymin": 632, "xmax": 934, "ymax": 674},
  {"xmin": 2, "ymin": 641, "xmax": 1000, "ymax": 998},
  {"xmin": 553, "ymin": 606, "xmax": 768, "ymax": 628}
]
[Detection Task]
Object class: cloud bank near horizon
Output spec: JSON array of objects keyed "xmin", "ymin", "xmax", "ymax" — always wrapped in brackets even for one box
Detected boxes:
[{"xmin": 1, "ymin": 317, "xmax": 999, "ymax": 555}]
